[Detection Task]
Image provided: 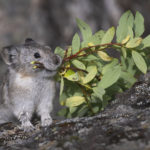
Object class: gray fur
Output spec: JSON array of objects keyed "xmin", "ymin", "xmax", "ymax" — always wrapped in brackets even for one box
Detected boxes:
[{"xmin": 0, "ymin": 39, "xmax": 62, "ymax": 131}]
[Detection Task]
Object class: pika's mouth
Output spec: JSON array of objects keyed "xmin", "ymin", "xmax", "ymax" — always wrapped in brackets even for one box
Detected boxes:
[
  {"xmin": 30, "ymin": 55, "xmax": 62, "ymax": 73},
  {"xmin": 30, "ymin": 61, "xmax": 57, "ymax": 72}
]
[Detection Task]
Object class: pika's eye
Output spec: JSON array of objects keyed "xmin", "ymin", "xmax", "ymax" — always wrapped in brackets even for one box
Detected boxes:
[{"xmin": 34, "ymin": 52, "xmax": 41, "ymax": 58}]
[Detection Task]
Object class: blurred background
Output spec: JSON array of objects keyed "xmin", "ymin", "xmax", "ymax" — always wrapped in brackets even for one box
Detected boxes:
[
  {"xmin": 0, "ymin": 0, "xmax": 149, "ymax": 49},
  {"xmin": 0, "ymin": 0, "xmax": 149, "ymax": 117}
]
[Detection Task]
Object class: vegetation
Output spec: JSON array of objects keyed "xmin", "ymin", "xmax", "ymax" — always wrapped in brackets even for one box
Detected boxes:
[{"xmin": 54, "ymin": 10, "xmax": 150, "ymax": 118}]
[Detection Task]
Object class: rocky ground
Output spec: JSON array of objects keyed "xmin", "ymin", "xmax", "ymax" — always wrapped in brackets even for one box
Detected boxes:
[{"xmin": 0, "ymin": 79, "xmax": 150, "ymax": 150}]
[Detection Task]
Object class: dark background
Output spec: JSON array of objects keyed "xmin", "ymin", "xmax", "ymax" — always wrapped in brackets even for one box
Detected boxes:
[
  {"xmin": 0, "ymin": 0, "xmax": 149, "ymax": 117},
  {"xmin": 0, "ymin": 0, "xmax": 149, "ymax": 49},
  {"xmin": 0, "ymin": 0, "xmax": 150, "ymax": 76}
]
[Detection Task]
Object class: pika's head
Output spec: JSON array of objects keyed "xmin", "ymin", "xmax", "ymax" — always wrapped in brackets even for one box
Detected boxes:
[{"xmin": 1, "ymin": 38, "xmax": 62, "ymax": 77}]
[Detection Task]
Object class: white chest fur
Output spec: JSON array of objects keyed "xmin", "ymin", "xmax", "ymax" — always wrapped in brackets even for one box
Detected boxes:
[{"xmin": 15, "ymin": 73, "xmax": 33, "ymax": 88}]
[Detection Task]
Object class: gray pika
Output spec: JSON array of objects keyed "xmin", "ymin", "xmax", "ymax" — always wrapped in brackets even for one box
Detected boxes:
[{"xmin": 0, "ymin": 38, "xmax": 62, "ymax": 131}]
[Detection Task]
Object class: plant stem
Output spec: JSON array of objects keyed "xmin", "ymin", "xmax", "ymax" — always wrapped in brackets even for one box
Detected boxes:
[
  {"xmin": 63, "ymin": 43, "xmax": 122, "ymax": 62},
  {"xmin": 78, "ymin": 84, "xmax": 95, "ymax": 115},
  {"xmin": 62, "ymin": 47, "xmax": 69, "ymax": 63},
  {"xmin": 60, "ymin": 66, "xmax": 88, "ymax": 73}
]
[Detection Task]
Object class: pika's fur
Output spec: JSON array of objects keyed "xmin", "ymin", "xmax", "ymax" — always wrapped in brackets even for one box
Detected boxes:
[{"xmin": 0, "ymin": 38, "xmax": 62, "ymax": 131}]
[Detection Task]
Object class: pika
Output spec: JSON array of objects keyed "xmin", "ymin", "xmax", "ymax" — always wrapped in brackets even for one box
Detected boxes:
[{"xmin": 0, "ymin": 38, "xmax": 62, "ymax": 131}]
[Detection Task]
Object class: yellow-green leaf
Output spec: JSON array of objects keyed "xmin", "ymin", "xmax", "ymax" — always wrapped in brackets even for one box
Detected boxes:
[
  {"xmin": 122, "ymin": 35, "xmax": 130, "ymax": 44},
  {"xmin": 97, "ymin": 51, "xmax": 112, "ymax": 61},
  {"xmin": 132, "ymin": 51, "xmax": 147, "ymax": 74},
  {"xmin": 64, "ymin": 69, "xmax": 79, "ymax": 81},
  {"xmin": 101, "ymin": 27, "xmax": 115, "ymax": 44},
  {"xmin": 66, "ymin": 96, "xmax": 85, "ymax": 107},
  {"xmin": 126, "ymin": 37, "xmax": 142, "ymax": 48},
  {"xmin": 72, "ymin": 60, "xmax": 86, "ymax": 70},
  {"xmin": 83, "ymin": 66, "xmax": 97, "ymax": 84},
  {"xmin": 88, "ymin": 42, "xmax": 94, "ymax": 46}
]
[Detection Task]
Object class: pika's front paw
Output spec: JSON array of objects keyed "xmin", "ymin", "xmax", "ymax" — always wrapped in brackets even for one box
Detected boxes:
[
  {"xmin": 41, "ymin": 117, "xmax": 52, "ymax": 127},
  {"xmin": 19, "ymin": 121, "xmax": 35, "ymax": 132}
]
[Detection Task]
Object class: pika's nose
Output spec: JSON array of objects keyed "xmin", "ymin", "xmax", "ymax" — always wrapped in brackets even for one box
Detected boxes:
[{"xmin": 52, "ymin": 55, "xmax": 62, "ymax": 66}]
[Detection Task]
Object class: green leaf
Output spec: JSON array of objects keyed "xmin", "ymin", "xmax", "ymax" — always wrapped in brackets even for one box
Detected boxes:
[
  {"xmin": 120, "ymin": 56, "xmax": 127, "ymax": 70},
  {"xmin": 102, "ymin": 59, "xmax": 119, "ymax": 75},
  {"xmin": 59, "ymin": 92, "xmax": 67, "ymax": 106},
  {"xmin": 64, "ymin": 81, "xmax": 83, "ymax": 97},
  {"xmin": 67, "ymin": 46, "xmax": 72, "ymax": 57},
  {"xmin": 66, "ymin": 96, "xmax": 85, "ymax": 107},
  {"xmin": 72, "ymin": 33, "xmax": 80, "ymax": 54},
  {"xmin": 121, "ymin": 47, "xmax": 127, "ymax": 59},
  {"xmin": 82, "ymin": 54, "xmax": 98, "ymax": 61},
  {"xmin": 127, "ymin": 27, "xmax": 134, "ymax": 39},
  {"xmin": 54, "ymin": 47, "xmax": 65, "ymax": 58},
  {"xmin": 90, "ymin": 30, "xmax": 105, "ymax": 45},
  {"xmin": 132, "ymin": 51, "xmax": 147, "ymax": 74},
  {"xmin": 93, "ymin": 86, "xmax": 105, "ymax": 100},
  {"xmin": 126, "ymin": 37, "xmax": 142, "ymax": 48},
  {"xmin": 99, "ymin": 65, "xmax": 121, "ymax": 89},
  {"xmin": 83, "ymin": 66, "xmax": 97, "ymax": 84},
  {"xmin": 69, "ymin": 107, "xmax": 77, "ymax": 114},
  {"xmin": 116, "ymin": 11, "xmax": 134, "ymax": 42},
  {"xmin": 76, "ymin": 18, "xmax": 92, "ymax": 41},
  {"xmin": 134, "ymin": 11, "xmax": 144, "ymax": 37},
  {"xmin": 77, "ymin": 105, "xmax": 88, "ymax": 117},
  {"xmin": 101, "ymin": 27, "xmax": 115, "ymax": 44},
  {"xmin": 120, "ymin": 72, "xmax": 137, "ymax": 87},
  {"xmin": 72, "ymin": 60, "xmax": 86, "ymax": 70},
  {"xmin": 93, "ymin": 106, "xmax": 100, "ymax": 114},
  {"xmin": 64, "ymin": 70, "xmax": 79, "ymax": 81},
  {"xmin": 57, "ymin": 108, "xmax": 68, "ymax": 117},
  {"xmin": 141, "ymin": 35, "xmax": 150, "ymax": 49},
  {"xmin": 126, "ymin": 57, "xmax": 136, "ymax": 76},
  {"xmin": 81, "ymin": 30, "xmax": 105, "ymax": 48},
  {"xmin": 60, "ymin": 77, "xmax": 64, "ymax": 96}
]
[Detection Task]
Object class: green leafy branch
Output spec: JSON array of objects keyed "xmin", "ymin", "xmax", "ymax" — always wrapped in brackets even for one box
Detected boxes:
[
  {"xmin": 62, "ymin": 43, "xmax": 122, "ymax": 62},
  {"xmin": 54, "ymin": 10, "xmax": 150, "ymax": 118}
]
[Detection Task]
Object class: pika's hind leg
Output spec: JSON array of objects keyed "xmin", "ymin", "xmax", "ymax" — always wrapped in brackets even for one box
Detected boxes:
[{"xmin": 0, "ymin": 105, "xmax": 15, "ymax": 124}]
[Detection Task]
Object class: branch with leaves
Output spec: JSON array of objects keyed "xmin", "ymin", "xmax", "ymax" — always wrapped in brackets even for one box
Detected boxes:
[{"xmin": 54, "ymin": 10, "xmax": 150, "ymax": 118}]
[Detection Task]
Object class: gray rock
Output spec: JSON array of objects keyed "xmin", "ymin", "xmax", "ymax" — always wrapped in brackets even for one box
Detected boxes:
[{"xmin": 1, "ymin": 78, "xmax": 150, "ymax": 150}]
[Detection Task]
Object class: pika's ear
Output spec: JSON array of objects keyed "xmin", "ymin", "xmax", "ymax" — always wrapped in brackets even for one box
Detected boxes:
[
  {"xmin": 25, "ymin": 38, "xmax": 36, "ymax": 45},
  {"xmin": 0, "ymin": 46, "xmax": 18, "ymax": 65}
]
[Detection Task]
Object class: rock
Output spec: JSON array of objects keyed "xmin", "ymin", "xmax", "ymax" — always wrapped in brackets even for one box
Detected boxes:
[{"xmin": 0, "ymin": 78, "xmax": 150, "ymax": 149}]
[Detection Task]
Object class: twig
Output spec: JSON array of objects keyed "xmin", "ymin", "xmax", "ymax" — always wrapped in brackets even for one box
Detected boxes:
[
  {"xmin": 63, "ymin": 43, "xmax": 122, "ymax": 62},
  {"xmin": 60, "ymin": 66, "xmax": 88, "ymax": 74},
  {"xmin": 62, "ymin": 47, "xmax": 69, "ymax": 63},
  {"xmin": 78, "ymin": 84, "xmax": 95, "ymax": 115}
]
